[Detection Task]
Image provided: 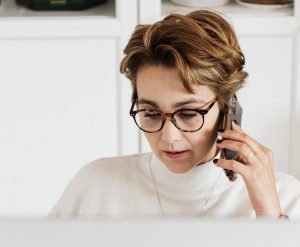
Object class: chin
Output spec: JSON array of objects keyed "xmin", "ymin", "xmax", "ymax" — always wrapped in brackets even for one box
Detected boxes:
[{"xmin": 155, "ymin": 150, "xmax": 195, "ymax": 173}]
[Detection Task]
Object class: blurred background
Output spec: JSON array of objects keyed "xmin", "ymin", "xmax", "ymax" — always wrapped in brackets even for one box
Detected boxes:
[{"xmin": 0, "ymin": 0, "xmax": 299, "ymax": 217}]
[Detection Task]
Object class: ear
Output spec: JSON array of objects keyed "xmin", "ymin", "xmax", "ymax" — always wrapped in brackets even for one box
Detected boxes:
[{"xmin": 217, "ymin": 106, "xmax": 228, "ymax": 131}]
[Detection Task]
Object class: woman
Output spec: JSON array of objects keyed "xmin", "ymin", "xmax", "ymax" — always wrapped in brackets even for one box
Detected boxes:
[{"xmin": 50, "ymin": 10, "xmax": 300, "ymax": 219}]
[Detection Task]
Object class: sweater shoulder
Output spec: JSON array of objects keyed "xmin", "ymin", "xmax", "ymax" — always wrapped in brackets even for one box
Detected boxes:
[
  {"xmin": 82, "ymin": 152, "xmax": 151, "ymax": 178},
  {"xmin": 275, "ymin": 172, "xmax": 300, "ymax": 189},
  {"xmin": 63, "ymin": 152, "xmax": 151, "ymax": 190},
  {"xmin": 48, "ymin": 153, "xmax": 151, "ymax": 217}
]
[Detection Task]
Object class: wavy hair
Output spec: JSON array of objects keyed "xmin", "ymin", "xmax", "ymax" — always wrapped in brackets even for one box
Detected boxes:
[{"xmin": 120, "ymin": 10, "xmax": 248, "ymax": 107}]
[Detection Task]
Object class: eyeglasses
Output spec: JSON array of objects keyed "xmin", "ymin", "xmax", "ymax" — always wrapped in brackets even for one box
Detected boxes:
[{"xmin": 129, "ymin": 97, "xmax": 218, "ymax": 133}]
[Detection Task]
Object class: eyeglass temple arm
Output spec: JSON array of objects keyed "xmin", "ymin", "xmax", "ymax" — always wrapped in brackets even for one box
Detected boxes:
[{"xmin": 129, "ymin": 98, "xmax": 137, "ymax": 115}]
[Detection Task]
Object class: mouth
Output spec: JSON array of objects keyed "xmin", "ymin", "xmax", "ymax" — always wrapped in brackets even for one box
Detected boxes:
[{"xmin": 162, "ymin": 150, "xmax": 190, "ymax": 159}]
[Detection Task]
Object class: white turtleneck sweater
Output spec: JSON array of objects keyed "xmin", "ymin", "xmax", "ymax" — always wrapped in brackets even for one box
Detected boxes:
[{"xmin": 49, "ymin": 153, "xmax": 300, "ymax": 219}]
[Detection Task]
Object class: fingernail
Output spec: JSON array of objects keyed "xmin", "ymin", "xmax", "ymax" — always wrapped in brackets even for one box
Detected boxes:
[
  {"xmin": 218, "ymin": 128, "xmax": 225, "ymax": 133},
  {"xmin": 216, "ymin": 139, "xmax": 223, "ymax": 144},
  {"xmin": 213, "ymin": 159, "xmax": 218, "ymax": 164}
]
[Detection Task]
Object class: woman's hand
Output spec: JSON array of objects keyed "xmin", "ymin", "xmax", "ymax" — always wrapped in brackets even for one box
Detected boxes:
[{"xmin": 214, "ymin": 121, "xmax": 282, "ymax": 218}]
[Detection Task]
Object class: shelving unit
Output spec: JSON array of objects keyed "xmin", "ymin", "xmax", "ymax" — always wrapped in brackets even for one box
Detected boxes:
[
  {"xmin": 0, "ymin": 0, "xmax": 119, "ymax": 38},
  {"xmin": 0, "ymin": 0, "xmax": 115, "ymax": 18},
  {"xmin": 140, "ymin": 0, "xmax": 298, "ymax": 35},
  {"xmin": 162, "ymin": 0, "xmax": 294, "ymax": 18},
  {"xmin": 165, "ymin": 0, "xmax": 296, "ymax": 35}
]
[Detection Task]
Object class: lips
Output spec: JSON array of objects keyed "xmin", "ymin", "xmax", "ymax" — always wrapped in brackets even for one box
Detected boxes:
[
  {"xmin": 162, "ymin": 150, "xmax": 190, "ymax": 159},
  {"xmin": 164, "ymin": 150, "xmax": 186, "ymax": 154}
]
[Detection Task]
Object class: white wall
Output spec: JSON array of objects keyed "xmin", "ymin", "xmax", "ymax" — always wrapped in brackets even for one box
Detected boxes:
[{"xmin": 0, "ymin": 38, "xmax": 118, "ymax": 216}]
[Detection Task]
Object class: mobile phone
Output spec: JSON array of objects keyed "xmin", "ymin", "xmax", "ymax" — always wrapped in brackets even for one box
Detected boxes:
[{"xmin": 219, "ymin": 94, "xmax": 243, "ymax": 182}]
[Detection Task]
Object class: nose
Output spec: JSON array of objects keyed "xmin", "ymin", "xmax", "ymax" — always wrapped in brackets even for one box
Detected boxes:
[{"xmin": 160, "ymin": 118, "xmax": 182, "ymax": 144}]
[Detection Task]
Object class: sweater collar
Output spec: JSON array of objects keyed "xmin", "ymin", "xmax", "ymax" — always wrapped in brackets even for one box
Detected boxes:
[{"xmin": 149, "ymin": 152, "xmax": 227, "ymax": 200}]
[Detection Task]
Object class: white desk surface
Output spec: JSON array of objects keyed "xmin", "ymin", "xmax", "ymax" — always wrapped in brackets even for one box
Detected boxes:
[{"xmin": 0, "ymin": 217, "xmax": 299, "ymax": 247}]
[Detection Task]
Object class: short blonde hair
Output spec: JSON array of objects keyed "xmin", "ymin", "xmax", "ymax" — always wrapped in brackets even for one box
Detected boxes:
[{"xmin": 120, "ymin": 10, "xmax": 248, "ymax": 106}]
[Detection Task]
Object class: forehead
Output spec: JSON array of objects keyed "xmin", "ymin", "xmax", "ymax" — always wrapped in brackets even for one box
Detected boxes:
[{"xmin": 136, "ymin": 65, "xmax": 216, "ymax": 102}]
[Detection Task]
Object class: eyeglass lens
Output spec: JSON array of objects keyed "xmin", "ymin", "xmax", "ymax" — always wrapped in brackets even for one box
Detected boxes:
[{"xmin": 135, "ymin": 109, "xmax": 204, "ymax": 132}]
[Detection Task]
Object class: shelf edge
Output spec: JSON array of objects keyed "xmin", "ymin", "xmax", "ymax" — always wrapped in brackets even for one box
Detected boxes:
[{"xmin": 0, "ymin": 18, "xmax": 120, "ymax": 39}]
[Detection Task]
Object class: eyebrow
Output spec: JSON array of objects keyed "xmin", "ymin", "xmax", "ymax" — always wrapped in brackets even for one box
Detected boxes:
[{"xmin": 138, "ymin": 98, "xmax": 206, "ymax": 108}]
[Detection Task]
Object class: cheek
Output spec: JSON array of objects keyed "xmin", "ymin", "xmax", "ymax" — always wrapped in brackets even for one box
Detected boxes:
[
  {"xmin": 205, "ymin": 107, "xmax": 221, "ymax": 135},
  {"xmin": 187, "ymin": 112, "xmax": 220, "ymax": 147},
  {"xmin": 185, "ymin": 130, "xmax": 214, "ymax": 147},
  {"xmin": 184, "ymin": 128, "xmax": 218, "ymax": 158},
  {"xmin": 143, "ymin": 133, "xmax": 159, "ymax": 149}
]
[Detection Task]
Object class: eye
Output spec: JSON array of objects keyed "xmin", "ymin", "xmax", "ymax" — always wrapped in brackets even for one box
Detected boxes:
[
  {"xmin": 142, "ymin": 110, "xmax": 161, "ymax": 120},
  {"xmin": 177, "ymin": 110, "xmax": 199, "ymax": 119}
]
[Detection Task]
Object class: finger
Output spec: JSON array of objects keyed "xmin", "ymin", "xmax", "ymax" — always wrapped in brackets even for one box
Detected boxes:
[
  {"xmin": 219, "ymin": 125, "xmax": 259, "ymax": 153},
  {"xmin": 231, "ymin": 120, "xmax": 243, "ymax": 133},
  {"xmin": 218, "ymin": 124, "xmax": 270, "ymax": 165},
  {"xmin": 217, "ymin": 139, "xmax": 260, "ymax": 165},
  {"xmin": 214, "ymin": 158, "xmax": 250, "ymax": 179},
  {"xmin": 231, "ymin": 122, "xmax": 275, "ymax": 179},
  {"xmin": 232, "ymin": 121, "xmax": 269, "ymax": 154}
]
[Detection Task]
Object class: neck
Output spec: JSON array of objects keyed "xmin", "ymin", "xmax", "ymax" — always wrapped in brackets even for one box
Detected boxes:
[
  {"xmin": 196, "ymin": 144, "xmax": 219, "ymax": 166},
  {"xmin": 149, "ymin": 153, "xmax": 225, "ymax": 200}
]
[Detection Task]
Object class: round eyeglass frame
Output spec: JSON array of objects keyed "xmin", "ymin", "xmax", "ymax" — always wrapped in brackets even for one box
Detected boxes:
[{"xmin": 129, "ymin": 97, "xmax": 218, "ymax": 133}]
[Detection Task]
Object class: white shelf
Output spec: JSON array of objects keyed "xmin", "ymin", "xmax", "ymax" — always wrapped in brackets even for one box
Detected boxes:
[
  {"xmin": 162, "ymin": 0, "xmax": 293, "ymax": 18},
  {"xmin": 0, "ymin": 0, "xmax": 120, "ymax": 38},
  {"xmin": 158, "ymin": 0, "xmax": 297, "ymax": 36},
  {"xmin": 0, "ymin": 0, "xmax": 115, "ymax": 18}
]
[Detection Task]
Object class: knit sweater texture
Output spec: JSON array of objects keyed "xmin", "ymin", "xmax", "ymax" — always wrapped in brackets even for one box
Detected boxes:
[{"xmin": 49, "ymin": 153, "xmax": 300, "ymax": 219}]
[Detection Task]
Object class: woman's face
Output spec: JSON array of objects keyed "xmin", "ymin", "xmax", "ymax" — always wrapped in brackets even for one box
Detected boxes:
[{"xmin": 136, "ymin": 65, "xmax": 220, "ymax": 173}]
